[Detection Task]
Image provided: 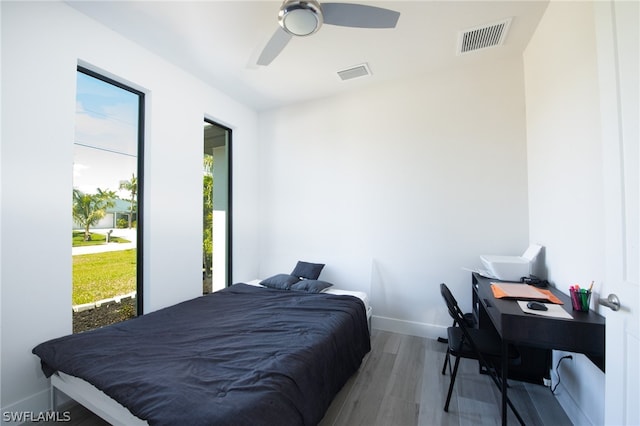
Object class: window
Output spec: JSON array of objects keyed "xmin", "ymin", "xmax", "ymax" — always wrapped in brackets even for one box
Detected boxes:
[
  {"xmin": 72, "ymin": 67, "xmax": 144, "ymax": 332},
  {"xmin": 203, "ymin": 120, "xmax": 231, "ymax": 294}
]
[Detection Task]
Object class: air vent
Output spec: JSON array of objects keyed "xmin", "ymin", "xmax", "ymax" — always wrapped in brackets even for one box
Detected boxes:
[
  {"xmin": 337, "ymin": 63, "xmax": 371, "ymax": 81},
  {"xmin": 457, "ymin": 18, "xmax": 512, "ymax": 55}
]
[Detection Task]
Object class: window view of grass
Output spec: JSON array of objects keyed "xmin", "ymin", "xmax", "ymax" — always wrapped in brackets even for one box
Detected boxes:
[
  {"xmin": 73, "ymin": 248, "xmax": 136, "ymax": 305},
  {"xmin": 72, "ymin": 231, "xmax": 137, "ymax": 333},
  {"xmin": 72, "ymin": 231, "xmax": 129, "ymax": 247}
]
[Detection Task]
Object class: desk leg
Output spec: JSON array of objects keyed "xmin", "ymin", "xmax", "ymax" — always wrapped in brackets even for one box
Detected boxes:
[{"xmin": 501, "ymin": 340, "xmax": 508, "ymax": 426}]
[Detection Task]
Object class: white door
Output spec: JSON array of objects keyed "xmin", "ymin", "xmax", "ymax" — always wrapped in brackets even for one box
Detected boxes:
[{"xmin": 595, "ymin": 1, "xmax": 639, "ymax": 425}]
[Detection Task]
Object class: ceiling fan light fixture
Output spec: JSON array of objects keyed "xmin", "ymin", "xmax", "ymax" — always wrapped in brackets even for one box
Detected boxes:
[
  {"xmin": 259, "ymin": 1, "xmax": 400, "ymax": 66},
  {"xmin": 279, "ymin": 0, "xmax": 323, "ymax": 36}
]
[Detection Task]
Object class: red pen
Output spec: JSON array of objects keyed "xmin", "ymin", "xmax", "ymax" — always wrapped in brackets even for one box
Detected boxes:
[{"xmin": 570, "ymin": 285, "xmax": 580, "ymax": 310}]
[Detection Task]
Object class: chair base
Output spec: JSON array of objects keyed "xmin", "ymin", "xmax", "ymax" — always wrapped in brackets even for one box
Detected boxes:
[{"xmin": 441, "ymin": 354, "xmax": 526, "ymax": 425}]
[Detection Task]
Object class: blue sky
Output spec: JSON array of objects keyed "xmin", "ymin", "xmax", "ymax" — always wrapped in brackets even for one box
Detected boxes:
[{"xmin": 73, "ymin": 72, "xmax": 139, "ymax": 197}]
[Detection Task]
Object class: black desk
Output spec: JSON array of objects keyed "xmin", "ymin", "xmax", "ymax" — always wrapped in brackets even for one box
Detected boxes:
[{"xmin": 472, "ymin": 273, "xmax": 605, "ymax": 425}]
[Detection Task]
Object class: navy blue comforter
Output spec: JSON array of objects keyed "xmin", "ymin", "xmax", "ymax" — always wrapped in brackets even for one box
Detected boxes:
[{"xmin": 33, "ymin": 284, "xmax": 370, "ymax": 426}]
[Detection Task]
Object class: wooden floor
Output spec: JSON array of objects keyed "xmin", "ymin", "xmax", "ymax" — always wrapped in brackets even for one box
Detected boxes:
[
  {"xmin": 320, "ymin": 330, "xmax": 572, "ymax": 426},
  {"xmin": 30, "ymin": 330, "xmax": 572, "ymax": 426}
]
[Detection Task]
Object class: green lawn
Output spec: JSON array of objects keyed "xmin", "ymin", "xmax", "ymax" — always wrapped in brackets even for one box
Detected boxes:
[
  {"xmin": 72, "ymin": 231, "xmax": 130, "ymax": 247},
  {"xmin": 73, "ymin": 249, "xmax": 137, "ymax": 305}
]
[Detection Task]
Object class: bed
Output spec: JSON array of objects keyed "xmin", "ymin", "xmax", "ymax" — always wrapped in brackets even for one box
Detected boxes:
[
  {"xmin": 33, "ymin": 279, "xmax": 370, "ymax": 426},
  {"xmin": 244, "ymin": 279, "xmax": 372, "ymax": 329}
]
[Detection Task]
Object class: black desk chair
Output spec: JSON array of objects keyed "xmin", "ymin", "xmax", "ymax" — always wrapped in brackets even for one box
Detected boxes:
[{"xmin": 440, "ymin": 283, "xmax": 525, "ymax": 425}]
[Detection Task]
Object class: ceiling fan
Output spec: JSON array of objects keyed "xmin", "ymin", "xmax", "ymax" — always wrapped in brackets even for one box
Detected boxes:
[{"xmin": 257, "ymin": 0, "xmax": 400, "ymax": 66}]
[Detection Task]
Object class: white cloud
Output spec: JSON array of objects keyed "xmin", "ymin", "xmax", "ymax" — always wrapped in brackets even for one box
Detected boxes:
[{"xmin": 74, "ymin": 102, "xmax": 138, "ymax": 196}]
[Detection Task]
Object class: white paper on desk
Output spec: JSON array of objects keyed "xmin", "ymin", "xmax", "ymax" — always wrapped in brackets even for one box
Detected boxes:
[
  {"xmin": 462, "ymin": 267, "xmax": 497, "ymax": 279},
  {"xmin": 517, "ymin": 301, "xmax": 574, "ymax": 319}
]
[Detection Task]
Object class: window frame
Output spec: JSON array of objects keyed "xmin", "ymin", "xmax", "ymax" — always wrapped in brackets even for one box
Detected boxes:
[
  {"xmin": 203, "ymin": 118, "xmax": 232, "ymax": 288},
  {"xmin": 77, "ymin": 65, "xmax": 145, "ymax": 314}
]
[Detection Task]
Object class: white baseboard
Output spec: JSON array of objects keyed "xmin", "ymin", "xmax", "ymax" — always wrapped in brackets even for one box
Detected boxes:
[
  {"xmin": 371, "ymin": 315, "xmax": 447, "ymax": 340},
  {"xmin": 1, "ymin": 388, "xmax": 50, "ymax": 425},
  {"xmin": 553, "ymin": 382, "xmax": 592, "ymax": 426}
]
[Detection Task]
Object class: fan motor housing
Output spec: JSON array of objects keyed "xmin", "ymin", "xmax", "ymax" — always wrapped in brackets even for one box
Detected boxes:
[{"xmin": 279, "ymin": 0, "xmax": 323, "ymax": 36}]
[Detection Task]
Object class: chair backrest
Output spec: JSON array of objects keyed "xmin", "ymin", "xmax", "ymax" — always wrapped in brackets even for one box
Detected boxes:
[
  {"xmin": 440, "ymin": 283, "xmax": 467, "ymax": 328},
  {"xmin": 441, "ymin": 282, "xmax": 487, "ymax": 356}
]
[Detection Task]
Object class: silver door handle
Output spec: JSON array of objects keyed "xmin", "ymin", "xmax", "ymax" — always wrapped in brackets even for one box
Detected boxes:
[{"xmin": 598, "ymin": 293, "xmax": 620, "ymax": 311}]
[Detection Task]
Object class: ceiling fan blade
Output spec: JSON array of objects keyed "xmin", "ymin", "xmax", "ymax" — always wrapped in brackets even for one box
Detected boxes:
[
  {"xmin": 322, "ymin": 3, "xmax": 400, "ymax": 28},
  {"xmin": 257, "ymin": 27, "xmax": 293, "ymax": 66}
]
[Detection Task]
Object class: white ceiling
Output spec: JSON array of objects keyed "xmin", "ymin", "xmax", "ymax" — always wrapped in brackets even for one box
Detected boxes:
[{"xmin": 67, "ymin": 1, "xmax": 549, "ymax": 111}]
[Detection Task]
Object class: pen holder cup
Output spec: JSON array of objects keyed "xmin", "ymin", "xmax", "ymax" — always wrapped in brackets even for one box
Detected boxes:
[{"xmin": 570, "ymin": 288, "xmax": 591, "ymax": 312}]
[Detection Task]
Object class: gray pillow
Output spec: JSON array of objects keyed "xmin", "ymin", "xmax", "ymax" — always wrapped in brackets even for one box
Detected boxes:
[
  {"xmin": 290, "ymin": 280, "xmax": 333, "ymax": 293},
  {"xmin": 291, "ymin": 261, "xmax": 325, "ymax": 280},
  {"xmin": 260, "ymin": 274, "xmax": 300, "ymax": 290}
]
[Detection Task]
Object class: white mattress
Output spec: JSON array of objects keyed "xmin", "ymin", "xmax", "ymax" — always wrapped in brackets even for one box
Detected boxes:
[{"xmin": 244, "ymin": 279, "xmax": 371, "ymax": 319}]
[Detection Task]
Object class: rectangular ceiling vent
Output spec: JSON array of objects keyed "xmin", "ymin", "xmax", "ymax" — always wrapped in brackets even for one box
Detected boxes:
[
  {"xmin": 457, "ymin": 18, "xmax": 512, "ymax": 55},
  {"xmin": 337, "ymin": 63, "xmax": 371, "ymax": 81}
]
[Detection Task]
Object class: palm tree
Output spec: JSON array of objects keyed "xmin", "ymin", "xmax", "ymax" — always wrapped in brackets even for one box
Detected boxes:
[
  {"xmin": 203, "ymin": 156, "xmax": 214, "ymax": 280},
  {"xmin": 119, "ymin": 174, "xmax": 137, "ymax": 228},
  {"xmin": 72, "ymin": 188, "xmax": 117, "ymax": 241}
]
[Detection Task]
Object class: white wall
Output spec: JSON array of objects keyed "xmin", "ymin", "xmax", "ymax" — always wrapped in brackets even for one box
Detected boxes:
[
  {"xmin": 257, "ymin": 57, "xmax": 531, "ymax": 336},
  {"xmin": 524, "ymin": 2, "xmax": 605, "ymax": 424},
  {"xmin": 0, "ymin": 1, "xmax": 259, "ymax": 417}
]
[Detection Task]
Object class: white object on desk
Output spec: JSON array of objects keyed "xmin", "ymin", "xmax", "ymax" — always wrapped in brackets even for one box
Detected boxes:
[
  {"xmin": 480, "ymin": 244, "xmax": 543, "ymax": 281},
  {"xmin": 517, "ymin": 300, "xmax": 573, "ymax": 319}
]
